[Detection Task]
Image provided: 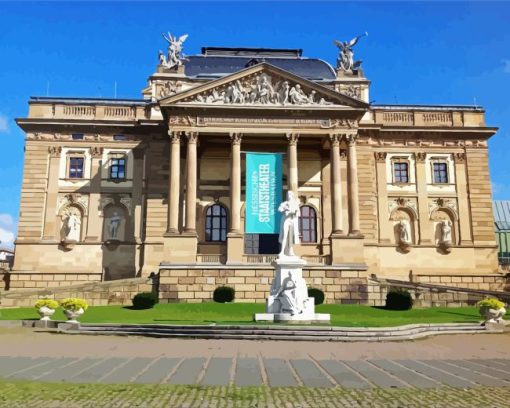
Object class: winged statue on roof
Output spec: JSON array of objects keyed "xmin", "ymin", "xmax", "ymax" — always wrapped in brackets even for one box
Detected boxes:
[
  {"xmin": 161, "ymin": 32, "xmax": 189, "ymax": 68},
  {"xmin": 334, "ymin": 32, "xmax": 368, "ymax": 72}
]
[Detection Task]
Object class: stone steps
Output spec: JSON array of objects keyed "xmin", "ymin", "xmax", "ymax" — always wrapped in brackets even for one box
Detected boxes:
[{"xmin": 64, "ymin": 322, "xmax": 487, "ymax": 342}]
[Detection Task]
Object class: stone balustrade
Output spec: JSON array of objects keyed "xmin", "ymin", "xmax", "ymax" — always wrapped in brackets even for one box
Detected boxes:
[
  {"xmin": 28, "ymin": 100, "xmax": 150, "ymax": 121},
  {"xmin": 373, "ymin": 107, "xmax": 485, "ymax": 128}
]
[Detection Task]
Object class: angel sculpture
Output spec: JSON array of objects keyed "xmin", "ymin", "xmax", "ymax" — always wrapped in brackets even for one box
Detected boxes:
[
  {"xmin": 158, "ymin": 50, "xmax": 168, "ymax": 67},
  {"xmin": 162, "ymin": 32, "xmax": 189, "ymax": 68},
  {"xmin": 334, "ymin": 32, "xmax": 368, "ymax": 72}
]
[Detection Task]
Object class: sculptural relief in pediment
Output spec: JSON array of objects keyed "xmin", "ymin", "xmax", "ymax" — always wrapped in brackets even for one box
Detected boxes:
[{"xmin": 182, "ymin": 73, "xmax": 337, "ymax": 107}]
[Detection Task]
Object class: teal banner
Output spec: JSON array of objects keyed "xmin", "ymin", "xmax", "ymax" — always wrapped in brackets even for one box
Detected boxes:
[{"xmin": 245, "ymin": 153, "xmax": 283, "ymax": 234}]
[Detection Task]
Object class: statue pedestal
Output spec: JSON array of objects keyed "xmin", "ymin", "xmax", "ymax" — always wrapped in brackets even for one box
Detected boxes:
[{"xmin": 254, "ymin": 256, "xmax": 331, "ymax": 324}]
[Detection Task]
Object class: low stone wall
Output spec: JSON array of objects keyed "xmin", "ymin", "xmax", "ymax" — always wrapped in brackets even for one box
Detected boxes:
[
  {"xmin": 8, "ymin": 272, "xmax": 103, "ymax": 290},
  {"xmin": 368, "ymin": 273, "xmax": 510, "ymax": 307},
  {"xmin": 158, "ymin": 266, "xmax": 369, "ymax": 304},
  {"xmin": 0, "ymin": 277, "xmax": 154, "ymax": 308}
]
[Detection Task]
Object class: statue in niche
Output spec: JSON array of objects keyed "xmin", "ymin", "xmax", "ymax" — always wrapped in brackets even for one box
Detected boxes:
[
  {"xmin": 440, "ymin": 220, "xmax": 452, "ymax": 244},
  {"xmin": 161, "ymin": 32, "xmax": 188, "ymax": 68},
  {"xmin": 397, "ymin": 220, "xmax": 412, "ymax": 246},
  {"xmin": 278, "ymin": 191, "xmax": 301, "ymax": 258},
  {"xmin": 63, "ymin": 212, "xmax": 81, "ymax": 242},
  {"xmin": 107, "ymin": 212, "xmax": 122, "ymax": 240},
  {"xmin": 334, "ymin": 32, "xmax": 368, "ymax": 72}
]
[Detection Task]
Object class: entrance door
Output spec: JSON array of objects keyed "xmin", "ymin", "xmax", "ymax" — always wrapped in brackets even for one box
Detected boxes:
[{"xmin": 244, "ymin": 234, "xmax": 280, "ymax": 254}]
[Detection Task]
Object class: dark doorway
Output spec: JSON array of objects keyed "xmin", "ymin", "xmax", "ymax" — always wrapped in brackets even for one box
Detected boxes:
[{"xmin": 244, "ymin": 234, "xmax": 280, "ymax": 254}]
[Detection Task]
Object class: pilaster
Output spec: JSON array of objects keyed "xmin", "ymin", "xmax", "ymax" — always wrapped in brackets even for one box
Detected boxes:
[
  {"xmin": 374, "ymin": 151, "xmax": 391, "ymax": 243},
  {"xmin": 415, "ymin": 152, "xmax": 433, "ymax": 244},
  {"xmin": 227, "ymin": 132, "xmax": 243, "ymax": 264},
  {"xmin": 84, "ymin": 146, "xmax": 103, "ymax": 242},
  {"xmin": 42, "ymin": 146, "xmax": 62, "ymax": 240}
]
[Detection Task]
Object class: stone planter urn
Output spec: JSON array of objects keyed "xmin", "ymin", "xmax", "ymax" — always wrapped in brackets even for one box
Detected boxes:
[
  {"xmin": 63, "ymin": 308, "xmax": 84, "ymax": 323},
  {"xmin": 37, "ymin": 306, "xmax": 56, "ymax": 321},
  {"xmin": 481, "ymin": 306, "xmax": 506, "ymax": 324}
]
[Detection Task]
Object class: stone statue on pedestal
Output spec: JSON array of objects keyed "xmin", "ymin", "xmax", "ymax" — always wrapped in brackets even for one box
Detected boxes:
[
  {"xmin": 108, "ymin": 212, "xmax": 122, "ymax": 240},
  {"xmin": 161, "ymin": 32, "xmax": 188, "ymax": 68},
  {"xmin": 64, "ymin": 212, "xmax": 81, "ymax": 242},
  {"xmin": 278, "ymin": 191, "xmax": 300, "ymax": 258},
  {"xmin": 397, "ymin": 220, "xmax": 412, "ymax": 246},
  {"xmin": 334, "ymin": 32, "xmax": 368, "ymax": 72},
  {"xmin": 440, "ymin": 220, "xmax": 452, "ymax": 244}
]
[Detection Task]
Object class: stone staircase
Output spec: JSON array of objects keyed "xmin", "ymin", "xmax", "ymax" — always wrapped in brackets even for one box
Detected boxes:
[{"xmin": 64, "ymin": 322, "xmax": 487, "ymax": 342}]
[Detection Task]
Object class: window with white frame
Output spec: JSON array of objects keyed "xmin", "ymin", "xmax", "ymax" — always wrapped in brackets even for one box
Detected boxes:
[
  {"xmin": 391, "ymin": 158, "xmax": 410, "ymax": 184},
  {"xmin": 431, "ymin": 159, "xmax": 449, "ymax": 184},
  {"xmin": 68, "ymin": 156, "xmax": 85, "ymax": 179},
  {"xmin": 109, "ymin": 155, "xmax": 127, "ymax": 180}
]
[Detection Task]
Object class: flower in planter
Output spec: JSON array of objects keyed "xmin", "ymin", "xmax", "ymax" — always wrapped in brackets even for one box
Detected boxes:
[
  {"xmin": 59, "ymin": 298, "xmax": 89, "ymax": 323},
  {"xmin": 476, "ymin": 298, "xmax": 506, "ymax": 325},
  {"xmin": 34, "ymin": 299, "xmax": 59, "ymax": 321}
]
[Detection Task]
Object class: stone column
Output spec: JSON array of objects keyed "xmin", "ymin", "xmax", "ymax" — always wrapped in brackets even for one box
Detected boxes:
[
  {"xmin": 347, "ymin": 135, "xmax": 361, "ymax": 236},
  {"xmin": 286, "ymin": 133, "xmax": 299, "ymax": 196},
  {"xmin": 329, "ymin": 134, "xmax": 344, "ymax": 235},
  {"xmin": 184, "ymin": 131, "xmax": 198, "ymax": 234},
  {"xmin": 454, "ymin": 152, "xmax": 473, "ymax": 244},
  {"xmin": 227, "ymin": 133, "xmax": 244, "ymax": 264},
  {"xmin": 415, "ymin": 152, "xmax": 433, "ymax": 244},
  {"xmin": 374, "ymin": 152, "xmax": 391, "ymax": 243},
  {"xmin": 229, "ymin": 133, "xmax": 242, "ymax": 233},
  {"xmin": 167, "ymin": 131, "xmax": 181, "ymax": 234},
  {"xmin": 42, "ymin": 146, "xmax": 63, "ymax": 240},
  {"xmin": 85, "ymin": 146, "xmax": 103, "ymax": 241}
]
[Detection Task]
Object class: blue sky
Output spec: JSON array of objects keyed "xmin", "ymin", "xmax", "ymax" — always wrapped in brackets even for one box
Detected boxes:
[{"xmin": 0, "ymin": 1, "xmax": 509, "ymax": 248}]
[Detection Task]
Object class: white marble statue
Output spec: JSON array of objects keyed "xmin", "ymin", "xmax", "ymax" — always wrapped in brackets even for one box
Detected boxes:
[
  {"xmin": 108, "ymin": 212, "xmax": 122, "ymax": 240},
  {"xmin": 278, "ymin": 191, "xmax": 301, "ymax": 258},
  {"xmin": 289, "ymin": 84, "xmax": 309, "ymax": 105},
  {"xmin": 334, "ymin": 32, "xmax": 368, "ymax": 72},
  {"xmin": 440, "ymin": 220, "xmax": 452, "ymax": 244},
  {"xmin": 397, "ymin": 220, "xmax": 411, "ymax": 245},
  {"xmin": 275, "ymin": 272, "xmax": 301, "ymax": 315},
  {"xmin": 162, "ymin": 32, "xmax": 188, "ymax": 68},
  {"xmin": 158, "ymin": 50, "xmax": 168, "ymax": 67},
  {"xmin": 64, "ymin": 212, "xmax": 81, "ymax": 242}
]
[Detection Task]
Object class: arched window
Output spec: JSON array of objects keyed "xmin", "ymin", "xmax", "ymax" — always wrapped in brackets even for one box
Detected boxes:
[
  {"xmin": 299, "ymin": 205, "xmax": 317, "ymax": 243},
  {"xmin": 205, "ymin": 204, "xmax": 227, "ymax": 242}
]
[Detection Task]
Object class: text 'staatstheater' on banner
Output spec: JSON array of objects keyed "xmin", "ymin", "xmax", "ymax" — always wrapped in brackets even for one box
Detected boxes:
[{"xmin": 245, "ymin": 153, "xmax": 283, "ymax": 234}]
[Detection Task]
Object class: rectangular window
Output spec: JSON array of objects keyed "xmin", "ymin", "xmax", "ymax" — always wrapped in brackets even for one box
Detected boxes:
[
  {"xmin": 72, "ymin": 133, "xmax": 84, "ymax": 140},
  {"xmin": 113, "ymin": 134, "xmax": 126, "ymax": 141},
  {"xmin": 109, "ymin": 157, "xmax": 126, "ymax": 180},
  {"xmin": 68, "ymin": 157, "xmax": 84, "ymax": 179},
  {"xmin": 433, "ymin": 162, "xmax": 449, "ymax": 184},
  {"xmin": 393, "ymin": 161, "xmax": 409, "ymax": 183}
]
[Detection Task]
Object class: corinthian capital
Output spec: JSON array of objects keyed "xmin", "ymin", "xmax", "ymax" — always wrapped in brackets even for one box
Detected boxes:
[
  {"xmin": 168, "ymin": 130, "xmax": 181, "ymax": 144},
  {"xmin": 329, "ymin": 133, "xmax": 342, "ymax": 147},
  {"xmin": 48, "ymin": 146, "xmax": 62, "ymax": 157},
  {"xmin": 345, "ymin": 134, "xmax": 358, "ymax": 146},
  {"xmin": 286, "ymin": 133, "xmax": 299, "ymax": 146},
  {"xmin": 229, "ymin": 132, "xmax": 243, "ymax": 145},
  {"xmin": 184, "ymin": 131, "xmax": 198, "ymax": 144}
]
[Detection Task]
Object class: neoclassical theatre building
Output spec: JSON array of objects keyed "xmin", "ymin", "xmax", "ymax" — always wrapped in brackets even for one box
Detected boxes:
[{"xmin": 12, "ymin": 37, "xmax": 501, "ymax": 302}]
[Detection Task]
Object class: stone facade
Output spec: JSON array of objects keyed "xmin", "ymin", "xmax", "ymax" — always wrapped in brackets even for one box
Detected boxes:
[{"xmin": 10, "ymin": 44, "xmax": 502, "ymax": 302}]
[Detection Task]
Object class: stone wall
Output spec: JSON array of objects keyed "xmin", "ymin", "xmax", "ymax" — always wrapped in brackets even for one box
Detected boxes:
[
  {"xmin": 0, "ymin": 276, "xmax": 154, "ymax": 308},
  {"xmin": 159, "ymin": 267, "xmax": 368, "ymax": 304}
]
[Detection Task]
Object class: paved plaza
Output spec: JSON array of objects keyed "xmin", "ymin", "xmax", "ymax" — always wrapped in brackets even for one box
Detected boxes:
[
  {"xmin": 2, "ymin": 354, "xmax": 510, "ymax": 389},
  {"xmin": 1, "ymin": 326, "xmax": 510, "ymax": 406}
]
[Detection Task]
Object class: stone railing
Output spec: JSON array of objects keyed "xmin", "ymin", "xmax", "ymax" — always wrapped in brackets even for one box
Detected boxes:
[
  {"xmin": 243, "ymin": 255, "xmax": 278, "ymax": 264},
  {"xmin": 28, "ymin": 101, "xmax": 150, "ymax": 121},
  {"xmin": 196, "ymin": 254, "xmax": 226, "ymax": 264},
  {"xmin": 373, "ymin": 109, "xmax": 478, "ymax": 127}
]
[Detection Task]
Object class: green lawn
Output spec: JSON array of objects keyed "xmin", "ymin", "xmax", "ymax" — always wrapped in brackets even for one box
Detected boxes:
[{"xmin": 0, "ymin": 303, "xmax": 482, "ymax": 327}]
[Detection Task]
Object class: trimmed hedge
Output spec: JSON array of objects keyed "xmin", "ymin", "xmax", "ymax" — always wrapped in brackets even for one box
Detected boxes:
[
  {"xmin": 213, "ymin": 286, "xmax": 235, "ymax": 303},
  {"xmin": 132, "ymin": 292, "xmax": 158, "ymax": 309},
  {"xmin": 308, "ymin": 288, "xmax": 325, "ymax": 305},
  {"xmin": 385, "ymin": 288, "xmax": 413, "ymax": 310}
]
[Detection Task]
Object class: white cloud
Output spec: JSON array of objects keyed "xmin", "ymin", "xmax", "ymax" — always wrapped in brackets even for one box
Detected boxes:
[
  {"xmin": 503, "ymin": 59, "xmax": 510, "ymax": 74},
  {"xmin": 0, "ymin": 213, "xmax": 14, "ymax": 227},
  {"xmin": 0, "ymin": 227, "xmax": 15, "ymax": 247},
  {"xmin": 0, "ymin": 114, "xmax": 8, "ymax": 134}
]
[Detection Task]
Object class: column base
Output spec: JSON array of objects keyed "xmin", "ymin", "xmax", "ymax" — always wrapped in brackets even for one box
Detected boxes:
[
  {"xmin": 227, "ymin": 232, "xmax": 244, "ymax": 264},
  {"xmin": 163, "ymin": 234, "xmax": 197, "ymax": 263},
  {"xmin": 330, "ymin": 234, "xmax": 365, "ymax": 264}
]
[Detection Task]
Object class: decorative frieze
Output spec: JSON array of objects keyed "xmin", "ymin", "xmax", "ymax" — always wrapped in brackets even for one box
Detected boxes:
[
  {"xmin": 90, "ymin": 146, "xmax": 103, "ymax": 158},
  {"xmin": 374, "ymin": 152, "xmax": 387, "ymax": 162},
  {"xmin": 187, "ymin": 73, "xmax": 336, "ymax": 106},
  {"xmin": 428, "ymin": 197, "xmax": 458, "ymax": 218},
  {"xmin": 48, "ymin": 146, "xmax": 62, "ymax": 157},
  {"xmin": 454, "ymin": 152, "xmax": 466, "ymax": 163},
  {"xmin": 57, "ymin": 194, "xmax": 89, "ymax": 215},
  {"xmin": 388, "ymin": 197, "xmax": 418, "ymax": 218},
  {"xmin": 415, "ymin": 152, "xmax": 427, "ymax": 162}
]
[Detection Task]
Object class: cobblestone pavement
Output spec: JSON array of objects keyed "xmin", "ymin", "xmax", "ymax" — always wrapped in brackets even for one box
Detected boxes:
[
  {"xmin": 0, "ymin": 380, "xmax": 510, "ymax": 408},
  {"xmin": 2, "ymin": 355, "xmax": 510, "ymax": 390}
]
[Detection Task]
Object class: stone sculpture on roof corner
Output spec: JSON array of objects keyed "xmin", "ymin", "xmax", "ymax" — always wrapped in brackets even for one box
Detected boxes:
[
  {"xmin": 334, "ymin": 32, "xmax": 368, "ymax": 72},
  {"xmin": 161, "ymin": 32, "xmax": 189, "ymax": 68}
]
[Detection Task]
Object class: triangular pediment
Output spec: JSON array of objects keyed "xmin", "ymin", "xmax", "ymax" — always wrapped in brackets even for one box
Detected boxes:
[{"xmin": 159, "ymin": 63, "xmax": 367, "ymax": 110}]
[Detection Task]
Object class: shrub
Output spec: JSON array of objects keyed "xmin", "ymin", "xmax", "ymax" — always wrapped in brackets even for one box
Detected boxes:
[
  {"xmin": 132, "ymin": 292, "xmax": 158, "ymax": 309},
  {"xmin": 34, "ymin": 299, "xmax": 59, "ymax": 310},
  {"xmin": 213, "ymin": 286, "xmax": 235, "ymax": 303},
  {"xmin": 308, "ymin": 288, "xmax": 325, "ymax": 305},
  {"xmin": 60, "ymin": 298, "xmax": 89, "ymax": 312},
  {"xmin": 385, "ymin": 288, "xmax": 413, "ymax": 310},
  {"xmin": 476, "ymin": 298, "xmax": 505, "ymax": 314}
]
